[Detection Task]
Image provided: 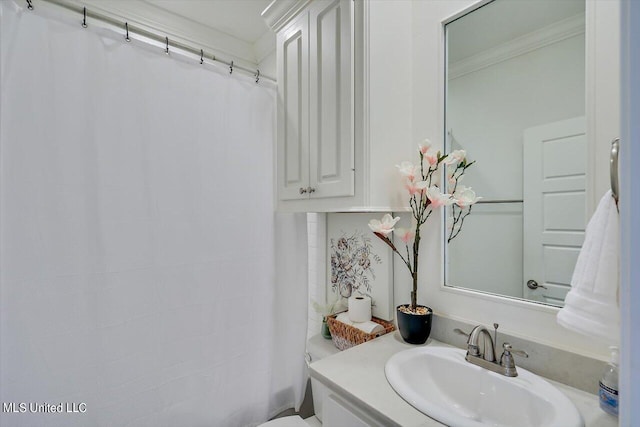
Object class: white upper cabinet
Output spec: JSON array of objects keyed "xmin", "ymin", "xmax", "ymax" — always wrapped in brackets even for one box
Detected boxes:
[
  {"xmin": 272, "ymin": 0, "xmax": 356, "ymax": 211},
  {"xmin": 276, "ymin": 12, "xmax": 310, "ymax": 202},
  {"xmin": 264, "ymin": 0, "xmax": 415, "ymax": 212},
  {"xmin": 308, "ymin": 0, "xmax": 354, "ymax": 201}
]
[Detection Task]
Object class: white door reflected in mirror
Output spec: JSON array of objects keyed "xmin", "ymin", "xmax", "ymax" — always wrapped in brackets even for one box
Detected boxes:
[{"xmin": 522, "ymin": 117, "xmax": 587, "ymax": 305}]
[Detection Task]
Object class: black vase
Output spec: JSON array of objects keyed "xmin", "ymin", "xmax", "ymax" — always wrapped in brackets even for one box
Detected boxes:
[{"xmin": 396, "ymin": 304, "xmax": 433, "ymax": 344}]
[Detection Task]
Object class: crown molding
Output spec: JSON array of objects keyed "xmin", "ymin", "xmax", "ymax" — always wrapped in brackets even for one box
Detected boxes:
[
  {"xmin": 449, "ymin": 13, "xmax": 585, "ymax": 80},
  {"xmin": 261, "ymin": 0, "xmax": 312, "ymax": 33}
]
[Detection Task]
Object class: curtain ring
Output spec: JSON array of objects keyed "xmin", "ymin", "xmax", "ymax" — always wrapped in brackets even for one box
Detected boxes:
[
  {"xmin": 82, "ymin": 7, "xmax": 87, "ymax": 28},
  {"xmin": 26, "ymin": 0, "xmax": 33, "ymax": 10},
  {"xmin": 229, "ymin": 61, "xmax": 234, "ymax": 74},
  {"xmin": 125, "ymin": 23, "xmax": 131, "ymax": 42},
  {"xmin": 165, "ymin": 37, "xmax": 169, "ymax": 55},
  {"xmin": 255, "ymin": 69, "xmax": 260, "ymax": 84},
  {"xmin": 200, "ymin": 49, "xmax": 204, "ymax": 65}
]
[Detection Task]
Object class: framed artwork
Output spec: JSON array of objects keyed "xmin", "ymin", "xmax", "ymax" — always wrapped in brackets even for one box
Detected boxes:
[{"xmin": 326, "ymin": 213, "xmax": 394, "ymax": 321}]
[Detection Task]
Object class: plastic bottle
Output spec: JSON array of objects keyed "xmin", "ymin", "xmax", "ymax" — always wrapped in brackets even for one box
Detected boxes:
[{"xmin": 599, "ymin": 346, "xmax": 619, "ymax": 416}]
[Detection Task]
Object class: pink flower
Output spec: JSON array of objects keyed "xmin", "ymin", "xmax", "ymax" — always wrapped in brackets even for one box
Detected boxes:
[
  {"xmin": 405, "ymin": 182, "xmax": 420, "ymax": 196},
  {"xmin": 395, "ymin": 227, "xmax": 415, "ymax": 244},
  {"xmin": 425, "ymin": 149, "xmax": 439, "ymax": 166},
  {"xmin": 368, "ymin": 214, "xmax": 401, "ymax": 237},
  {"xmin": 418, "ymin": 139, "xmax": 432, "ymax": 155},
  {"xmin": 426, "ymin": 186, "xmax": 455, "ymax": 208}
]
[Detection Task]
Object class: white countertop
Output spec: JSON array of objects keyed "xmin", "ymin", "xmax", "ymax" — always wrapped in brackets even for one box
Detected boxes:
[{"xmin": 309, "ymin": 332, "xmax": 618, "ymax": 427}]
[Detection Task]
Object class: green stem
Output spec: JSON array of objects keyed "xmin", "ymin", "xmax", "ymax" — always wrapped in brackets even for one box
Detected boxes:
[
  {"xmin": 448, "ymin": 205, "xmax": 473, "ymax": 243},
  {"xmin": 411, "ymin": 226, "xmax": 421, "ymax": 311}
]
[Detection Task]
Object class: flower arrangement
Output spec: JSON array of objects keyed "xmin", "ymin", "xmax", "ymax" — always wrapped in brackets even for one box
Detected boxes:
[{"xmin": 368, "ymin": 139, "xmax": 480, "ymax": 313}]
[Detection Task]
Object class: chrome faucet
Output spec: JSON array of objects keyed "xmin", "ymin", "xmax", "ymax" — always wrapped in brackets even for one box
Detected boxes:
[
  {"xmin": 454, "ymin": 323, "xmax": 528, "ymax": 377},
  {"xmin": 467, "ymin": 325, "xmax": 496, "ymax": 362}
]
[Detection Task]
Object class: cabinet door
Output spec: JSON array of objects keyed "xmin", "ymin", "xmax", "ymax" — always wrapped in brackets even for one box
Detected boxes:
[
  {"xmin": 323, "ymin": 394, "xmax": 386, "ymax": 427},
  {"xmin": 308, "ymin": 0, "xmax": 354, "ymax": 199},
  {"xmin": 277, "ymin": 14, "xmax": 310, "ymax": 200}
]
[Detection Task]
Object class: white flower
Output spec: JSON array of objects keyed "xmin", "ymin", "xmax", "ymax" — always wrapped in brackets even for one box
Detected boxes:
[
  {"xmin": 426, "ymin": 186, "xmax": 456, "ymax": 208},
  {"xmin": 418, "ymin": 139, "xmax": 432, "ymax": 155},
  {"xmin": 396, "ymin": 161, "xmax": 418, "ymax": 182},
  {"xmin": 368, "ymin": 214, "xmax": 401, "ymax": 237},
  {"xmin": 444, "ymin": 149, "xmax": 466, "ymax": 165},
  {"xmin": 453, "ymin": 186, "xmax": 481, "ymax": 208}
]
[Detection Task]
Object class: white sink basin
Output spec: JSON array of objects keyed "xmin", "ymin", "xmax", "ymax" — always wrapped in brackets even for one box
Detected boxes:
[{"xmin": 385, "ymin": 346, "xmax": 583, "ymax": 427}]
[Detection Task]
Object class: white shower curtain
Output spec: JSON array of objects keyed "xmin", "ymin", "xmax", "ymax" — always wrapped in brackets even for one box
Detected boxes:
[{"xmin": 0, "ymin": 2, "xmax": 308, "ymax": 427}]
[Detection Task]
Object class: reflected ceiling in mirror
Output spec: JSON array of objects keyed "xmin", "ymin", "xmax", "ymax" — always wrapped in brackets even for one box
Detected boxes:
[{"xmin": 444, "ymin": 0, "xmax": 586, "ymax": 307}]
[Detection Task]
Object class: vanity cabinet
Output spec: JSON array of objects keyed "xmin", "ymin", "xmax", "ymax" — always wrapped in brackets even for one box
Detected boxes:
[
  {"xmin": 323, "ymin": 394, "xmax": 386, "ymax": 427},
  {"xmin": 265, "ymin": 0, "xmax": 412, "ymax": 212}
]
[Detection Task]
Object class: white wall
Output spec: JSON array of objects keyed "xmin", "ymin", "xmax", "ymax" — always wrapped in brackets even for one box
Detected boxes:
[
  {"xmin": 619, "ymin": 0, "xmax": 640, "ymax": 423},
  {"xmin": 363, "ymin": 1, "xmax": 415, "ymax": 210},
  {"xmin": 307, "ymin": 213, "xmax": 327, "ymax": 339},
  {"xmin": 448, "ymin": 35, "xmax": 585, "ymax": 201},
  {"xmin": 448, "ymin": 203, "xmax": 524, "ymax": 297},
  {"xmin": 447, "ymin": 33, "xmax": 585, "ymax": 298},
  {"xmin": 258, "ymin": 50, "xmax": 277, "ymax": 81}
]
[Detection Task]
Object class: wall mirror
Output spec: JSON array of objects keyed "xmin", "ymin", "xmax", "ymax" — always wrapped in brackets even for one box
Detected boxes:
[{"xmin": 444, "ymin": 0, "xmax": 586, "ymax": 307}]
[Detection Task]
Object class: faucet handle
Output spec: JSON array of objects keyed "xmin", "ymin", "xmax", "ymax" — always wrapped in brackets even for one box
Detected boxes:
[
  {"xmin": 502, "ymin": 342, "xmax": 529, "ymax": 358},
  {"xmin": 467, "ymin": 344, "xmax": 480, "ymax": 357},
  {"xmin": 499, "ymin": 343, "xmax": 527, "ymax": 377},
  {"xmin": 455, "ymin": 329, "xmax": 482, "ymax": 356},
  {"xmin": 500, "ymin": 342, "xmax": 529, "ymax": 372},
  {"xmin": 454, "ymin": 328, "xmax": 470, "ymax": 338}
]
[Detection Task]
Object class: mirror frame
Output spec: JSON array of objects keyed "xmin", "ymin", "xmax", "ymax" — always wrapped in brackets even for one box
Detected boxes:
[
  {"xmin": 441, "ymin": 0, "xmax": 589, "ymax": 309},
  {"xmin": 422, "ymin": 0, "xmax": 606, "ymax": 359},
  {"xmin": 441, "ymin": 0, "xmax": 566, "ymax": 311}
]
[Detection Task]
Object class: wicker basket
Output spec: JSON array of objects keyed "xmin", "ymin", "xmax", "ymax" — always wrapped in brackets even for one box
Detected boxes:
[{"xmin": 325, "ymin": 313, "xmax": 395, "ymax": 351}]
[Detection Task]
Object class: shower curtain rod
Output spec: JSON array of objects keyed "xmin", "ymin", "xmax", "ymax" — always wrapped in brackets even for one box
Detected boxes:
[{"xmin": 30, "ymin": 0, "xmax": 276, "ymax": 84}]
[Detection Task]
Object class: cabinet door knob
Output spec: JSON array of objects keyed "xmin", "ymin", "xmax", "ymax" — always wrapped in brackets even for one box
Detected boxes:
[
  {"xmin": 299, "ymin": 187, "xmax": 308, "ymax": 194},
  {"xmin": 308, "ymin": 187, "xmax": 316, "ymax": 193},
  {"xmin": 526, "ymin": 279, "xmax": 547, "ymax": 290}
]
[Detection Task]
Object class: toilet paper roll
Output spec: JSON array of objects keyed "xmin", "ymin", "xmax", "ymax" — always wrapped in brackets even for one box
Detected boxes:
[
  {"xmin": 336, "ymin": 312, "xmax": 385, "ymax": 335},
  {"xmin": 348, "ymin": 295, "xmax": 372, "ymax": 322},
  {"xmin": 336, "ymin": 312, "xmax": 355, "ymax": 326}
]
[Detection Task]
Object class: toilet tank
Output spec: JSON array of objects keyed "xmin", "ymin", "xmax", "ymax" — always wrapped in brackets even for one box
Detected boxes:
[{"xmin": 306, "ymin": 335, "xmax": 340, "ymax": 422}]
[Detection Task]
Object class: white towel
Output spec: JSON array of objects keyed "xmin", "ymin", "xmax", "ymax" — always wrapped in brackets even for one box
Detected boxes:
[{"xmin": 557, "ymin": 190, "xmax": 619, "ymax": 345}]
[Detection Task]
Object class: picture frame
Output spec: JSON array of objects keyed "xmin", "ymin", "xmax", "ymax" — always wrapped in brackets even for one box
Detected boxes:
[{"xmin": 326, "ymin": 213, "xmax": 394, "ymax": 321}]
